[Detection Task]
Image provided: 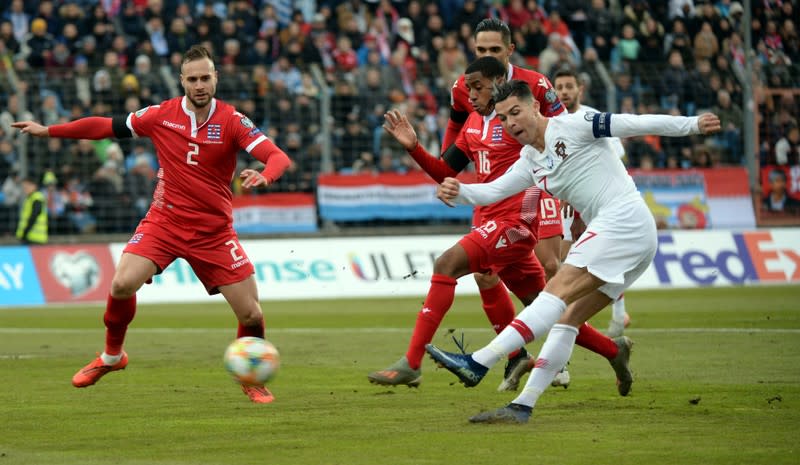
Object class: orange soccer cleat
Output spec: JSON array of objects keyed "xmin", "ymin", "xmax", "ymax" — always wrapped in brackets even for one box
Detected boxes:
[
  {"xmin": 71, "ymin": 352, "xmax": 128, "ymax": 387},
  {"xmin": 241, "ymin": 384, "xmax": 275, "ymax": 404}
]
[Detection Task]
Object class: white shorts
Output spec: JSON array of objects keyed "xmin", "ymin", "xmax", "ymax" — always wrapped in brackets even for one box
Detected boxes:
[{"xmin": 563, "ymin": 200, "xmax": 657, "ymax": 300}]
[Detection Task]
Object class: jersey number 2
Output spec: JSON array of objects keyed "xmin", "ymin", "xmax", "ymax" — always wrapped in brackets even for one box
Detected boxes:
[{"xmin": 186, "ymin": 142, "xmax": 200, "ymax": 165}]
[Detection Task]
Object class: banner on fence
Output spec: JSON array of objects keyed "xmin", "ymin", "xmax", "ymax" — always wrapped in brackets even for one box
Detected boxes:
[
  {"xmin": 232, "ymin": 193, "xmax": 317, "ymax": 234},
  {"xmin": 630, "ymin": 167, "xmax": 755, "ymax": 229},
  {"xmin": 316, "ymin": 172, "xmax": 473, "ymax": 221}
]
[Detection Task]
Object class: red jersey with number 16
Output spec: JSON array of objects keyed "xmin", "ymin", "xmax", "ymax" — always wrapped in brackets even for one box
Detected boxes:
[
  {"xmin": 126, "ymin": 97, "xmax": 276, "ymax": 232},
  {"xmin": 451, "ymin": 64, "xmax": 565, "ymax": 117},
  {"xmin": 455, "ymin": 111, "xmax": 541, "ymax": 233}
]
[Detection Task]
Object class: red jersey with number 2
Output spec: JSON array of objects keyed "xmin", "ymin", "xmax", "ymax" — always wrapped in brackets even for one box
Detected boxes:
[{"xmin": 127, "ymin": 97, "xmax": 277, "ymax": 232}]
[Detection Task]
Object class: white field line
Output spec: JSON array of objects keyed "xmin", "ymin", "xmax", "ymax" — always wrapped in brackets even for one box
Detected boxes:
[{"xmin": 0, "ymin": 327, "xmax": 799, "ymax": 334}]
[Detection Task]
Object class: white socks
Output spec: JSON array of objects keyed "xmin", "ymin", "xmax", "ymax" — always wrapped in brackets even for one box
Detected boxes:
[
  {"xmin": 101, "ymin": 352, "xmax": 123, "ymax": 365},
  {"xmin": 612, "ymin": 295, "xmax": 626, "ymax": 322},
  {"xmin": 513, "ymin": 324, "xmax": 579, "ymax": 408},
  {"xmin": 472, "ymin": 291, "xmax": 567, "ymax": 368}
]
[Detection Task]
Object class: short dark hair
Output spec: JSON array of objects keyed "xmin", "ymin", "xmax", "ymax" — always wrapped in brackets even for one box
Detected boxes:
[
  {"xmin": 464, "ymin": 56, "xmax": 507, "ymax": 80},
  {"xmin": 553, "ymin": 68, "xmax": 582, "ymax": 85},
  {"xmin": 492, "ymin": 79, "xmax": 534, "ymax": 105},
  {"xmin": 182, "ymin": 45, "xmax": 214, "ymax": 67},
  {"xmin": 769, "ymin": 169, "xmax": 787, "ymax": 183},
  {"xmin": 474, "ymin": 18, "xmax": 512, "ymax": 46}
]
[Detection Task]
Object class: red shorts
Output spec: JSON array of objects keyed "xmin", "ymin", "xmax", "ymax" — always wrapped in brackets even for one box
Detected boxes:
[
  {"xmin": 459, "ymin": 219, "xmax": 545, "ymax": 299},
  {"xmin": 124, "ymin": 216, "xmax": 254, "ymax": 295},
  {"xmin": 538, "ymin": 192, "xmax": 563, "ymax": 239}
]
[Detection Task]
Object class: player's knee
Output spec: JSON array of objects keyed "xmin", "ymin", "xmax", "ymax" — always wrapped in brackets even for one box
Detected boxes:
[
  {"xmin": 432, "ymin": 253, "xmax": 459, "ymax": 277},
  {"xmin": 110, "ymin": 276, "xmax": 139, "ymax": 299},
  {"xmin": 473, "ymin": 272, "xmax": 500, "ymax": 289}
]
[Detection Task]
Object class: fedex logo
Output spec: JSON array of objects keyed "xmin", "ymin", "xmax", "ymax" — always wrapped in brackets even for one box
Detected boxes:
[{"xmin": 652, "ymin": 231, "xmax": 800, "ymax": 286}]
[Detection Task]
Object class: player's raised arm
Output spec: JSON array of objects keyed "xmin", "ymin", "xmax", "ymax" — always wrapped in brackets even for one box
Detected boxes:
[
  {"xmin": 587, "ymin": 112, "xmax": 722, "ymax": 140},
  {"xmin": 243, "ymin": 137, "xmax": 291, "ymax": 188},
  {"xmin": 383, "ymin": 109, "xmax": 466, "ymax": 183}
]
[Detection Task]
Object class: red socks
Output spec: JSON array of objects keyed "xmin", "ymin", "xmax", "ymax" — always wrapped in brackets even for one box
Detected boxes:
[
  {"xmin": 103, "ymin": 294, "xmax": 137, "ymax": 355},
  {"xmin": 405, "ymin": 274, "xmax": 457, "ymax": 369},
  {"xmin": 238, "ymin": 317, "xmax": 265, "ymax": 339},
  {"xmin": 479, "ymin": 282, "xmax": 516, "ymax": 334},
  {"xmin": 575, "ymin": 322, "xmax": 618, "ymax": 359}
]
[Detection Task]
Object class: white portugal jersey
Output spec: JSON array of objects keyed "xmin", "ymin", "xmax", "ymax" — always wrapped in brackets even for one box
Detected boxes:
[{"xmin": 456, "ymin": 112, "xmax": 701, "ymax": 224}]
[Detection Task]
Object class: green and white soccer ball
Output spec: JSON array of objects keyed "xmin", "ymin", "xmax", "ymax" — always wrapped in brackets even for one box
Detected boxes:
[{"xmin": 223, "ymin": 337, "xmax": 280, "ymax": 386}]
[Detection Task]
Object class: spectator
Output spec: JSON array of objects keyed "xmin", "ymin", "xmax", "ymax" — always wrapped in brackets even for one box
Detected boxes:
[
  {"xmin": 694, "ymin": 21, "xmax": 720, "ymax": 62},
  {"xmin": 269, "ymin": 54, "xmax": 303, "ymax": 95},
  {"xmin": 639, "ymin": 17, "xmax": 666, "ymax": 63},
  {"xmin": 763, "ymin": 168, "xmax": 800, "ymax": 214},
  {"xmin": 123, "ymin": 154, "xmax": 157, "ymax": 225},
  {"xmin": 4, "ymin": 0, "xmax": 30, "ymax": 43},
  {"xmin": 586, "ymin": 0, "xmax": 619, "ymax": 62},
  {"xmin": 0, "ymin": 19, "xmax": 21, "ymax": 55},
  {"xmin": 615, "ymin": 23, "xmax": 641, "ymax": 68},
  {"xmin": 774, "ymin": 124, "xmax": 800, "ymax": 165},
  {"xmin": 711, "ymin": 89, "xmax": 744, "ymax": 163},
  {"xmin": 437, "ymin": 31, "xmax": 467, "ymax": 88},
  {"xmin": 22, "ymin": 18, "xmax": 55, "ymax": 68},
  {"xmin": 0, "ymin": 169, "xmax": 22, "ymax": 236},
  {"xmin": 659, "ymin": 49, "xmax": 692, "ymax": 112}
]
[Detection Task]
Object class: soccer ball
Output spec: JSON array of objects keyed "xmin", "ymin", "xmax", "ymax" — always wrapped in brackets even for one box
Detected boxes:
[{"xmin": 223, "ymin": 337, "xmax": 280, "ymax": 386}]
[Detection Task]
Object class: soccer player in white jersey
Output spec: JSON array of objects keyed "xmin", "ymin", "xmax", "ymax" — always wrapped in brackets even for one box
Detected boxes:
[
  {"xmin": 552, "ymin": 68, "xmax": 630, "ymax": 341},
  {"xmin": 426, "ymin": 79, "xmax": 721, "ymax": 424}
]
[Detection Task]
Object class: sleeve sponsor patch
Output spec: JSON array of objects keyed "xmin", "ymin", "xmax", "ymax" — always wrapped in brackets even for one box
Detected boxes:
[
  {"xmin": 545, "ymin": 88, "xmax": 557, "ymax": 103},
  {"xmin": 135, "ymin": 106, "xmax": 150, "ymax": 117},
  {"xmin": 240, "ymin": 116, "xmax": 255, "ymax": 128}
]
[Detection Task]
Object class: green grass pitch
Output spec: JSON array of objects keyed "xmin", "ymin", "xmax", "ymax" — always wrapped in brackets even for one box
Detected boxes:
[{"xmin": 1, "ymin": 286, "xmax": 799, "ymax": 465}]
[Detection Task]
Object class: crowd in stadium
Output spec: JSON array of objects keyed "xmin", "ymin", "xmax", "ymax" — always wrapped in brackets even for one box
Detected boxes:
[{"xmin": 0, "ymin": 0, "xmax": 799, "ymax": 236}]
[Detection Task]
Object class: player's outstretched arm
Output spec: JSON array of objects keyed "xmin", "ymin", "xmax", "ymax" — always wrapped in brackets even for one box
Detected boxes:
[
  {"xmin": 591, "ymin": 112, "xmax": 722, "ymax": 139},
  {"xmin": 13, "ymin": 116, "xmax": 119, "ymax": 140},
  {"xmin": 445, "ymin": 157, "xmax": 533, "ymax": 207},
  {"xmin": 11, "ymin": 121, "xmax": 49, "ymax": 137}
]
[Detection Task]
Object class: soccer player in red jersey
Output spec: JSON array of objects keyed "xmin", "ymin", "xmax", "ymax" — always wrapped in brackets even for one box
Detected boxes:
[
  {"xmin": 447, "ymin": 19, "xmax": 567, "ymax": 356},
  {"xmin": 13, "ymin": 45, "xmax": 291, "ymax": 404},
  {"xmin": 367, "ymin": 57, "xmax": 623, "ymax": 391}
]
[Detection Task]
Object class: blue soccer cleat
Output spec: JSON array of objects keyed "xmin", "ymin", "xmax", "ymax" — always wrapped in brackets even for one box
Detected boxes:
[{"xmin": 425, "ymin": 344, "xmax": 488, "ymax": 387}]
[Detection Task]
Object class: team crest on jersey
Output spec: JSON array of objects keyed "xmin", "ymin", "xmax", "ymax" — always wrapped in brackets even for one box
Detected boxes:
[
  {"xmin": 208, "ymin": 124, "xmax": 221, "ymax": 140},
  {"xmin": 545, "ymin": 88, "xmax": 557, "ymax": 103},
  {"xmin": 554, "ymin": 140, "xmax": 568, "ymax": 159},
  {"xmin": 135, "ymin": 107, "xmax": 150, "ymax": 117},
  {"xmin": 491, "ymin": 124, "xmax": 503, "ymax": 142}
]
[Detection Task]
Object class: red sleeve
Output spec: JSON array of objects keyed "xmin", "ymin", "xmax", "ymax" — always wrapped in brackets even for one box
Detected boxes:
[
  {"xmin": 442, "ymin": 118, "xmax": 465, "ymax": 154},
  {"xmin": 408, "ymin": 142, "xmax": 459, "ymax": 183},
  {"xmin": 250, "ymin": 137, "xmax": 292, "ymax": 183},
  {"xmin": 48, "ymin": 117, "xmax": 114, "ymax": 139}
]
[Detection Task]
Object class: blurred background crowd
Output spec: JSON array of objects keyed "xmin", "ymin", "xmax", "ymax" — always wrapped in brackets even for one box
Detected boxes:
[{"xmin": 1, "ymin": 0, "xmax": 799, "ymax": 237}]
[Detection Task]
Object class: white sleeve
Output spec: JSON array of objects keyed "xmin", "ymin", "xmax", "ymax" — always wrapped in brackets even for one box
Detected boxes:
[
  {"xmin": 589, "ymin": 113, "xmax": 701, "ymax": 139},
  {"xmin": 455, "ymin": 157, "xmax": 533, "ymax": 206}
]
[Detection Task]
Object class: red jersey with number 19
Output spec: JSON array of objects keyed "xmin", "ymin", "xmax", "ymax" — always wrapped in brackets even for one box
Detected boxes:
[{"xmin": 127, "ymin": 97, "xmax": 275, "ymax": 232}]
